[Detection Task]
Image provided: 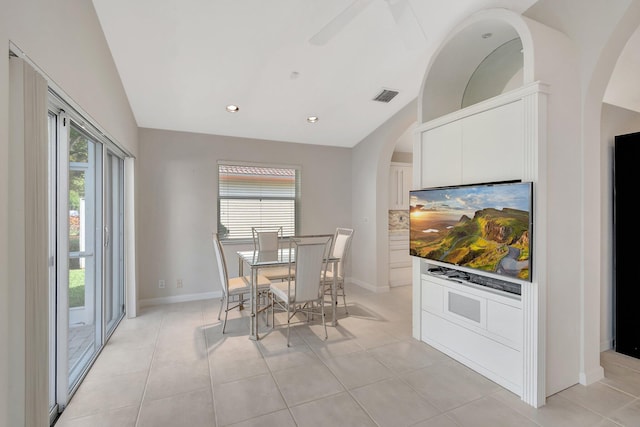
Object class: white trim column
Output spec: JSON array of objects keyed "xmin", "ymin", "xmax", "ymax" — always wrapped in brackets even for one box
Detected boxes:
[
  {"xmin": 520, "ymin": 88, "xmax": 547, "ymax": 408},
  {"xmin": 125, "ymin": 157, "xmax": 137, "ymax": 317}
]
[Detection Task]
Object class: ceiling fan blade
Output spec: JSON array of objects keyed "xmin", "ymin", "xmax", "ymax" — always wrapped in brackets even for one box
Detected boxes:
[
  {"xmin": 309, "ymin": 0, "xmax": 374, "ymax": 46},
  {"xmin": 386, "ymin": 0, "xmax": 427, "ymax": 50}
]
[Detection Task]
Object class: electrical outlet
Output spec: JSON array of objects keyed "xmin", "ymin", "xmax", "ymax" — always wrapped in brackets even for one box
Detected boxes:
[
  {"xmin": 177, "ymin": 279, "xmax": 183, "ymax": 288},
  {"xmin": 159, "ymin": 279, "xmax": 165, "ymax": 289}
]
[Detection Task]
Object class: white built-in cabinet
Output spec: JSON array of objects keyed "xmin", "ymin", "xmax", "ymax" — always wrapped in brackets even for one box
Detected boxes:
[
  {"xmin": 420, "ymin": 102, "xmax": 524, "ymax": 188},
  {"xmin": 415, "ymin": 83, "xmax": 547, "ymax": 404},
  {"xmin": 389, "ymin": 162, "xmax": 412, "ymax": 210},
  {"xmin": 421, "ymin": 271, "xmax": 523, "ymax": 394},
  {"xmin": 389, "ymin": 233, "xmax": 411, "ymax": 286},
  {"xmin": 389, "ymin": 162, "xmax": 412, "ymax": 286}
]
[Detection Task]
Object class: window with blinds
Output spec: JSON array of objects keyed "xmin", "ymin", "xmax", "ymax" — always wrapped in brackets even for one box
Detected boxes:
[{"xmin": 218, "ymin": 163, "xmax": 299, "ymax": 240}]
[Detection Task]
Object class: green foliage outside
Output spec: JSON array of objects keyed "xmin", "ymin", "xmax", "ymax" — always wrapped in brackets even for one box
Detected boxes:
[
  {"xmin": 69, "ymin": 269, "xmax": 85, "ymax": 308},
  {"xmin": 69, "ymin": 126, "xmax": 89, "ymax": 211},
  {"xmin": 69, "ymin": 236, "xmax": 80, "ymax": 269},
  {"xmin": 67, "ymin": 126, "xmax": 90, "ymax": 308},
  {"xmin": 69, "ymin": 191, "xmax": 81, "ymax": 212}
]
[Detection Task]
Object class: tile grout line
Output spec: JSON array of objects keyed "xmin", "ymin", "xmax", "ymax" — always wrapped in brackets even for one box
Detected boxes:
[
  {"xmin": 202, "ymin": 301, "xmax": 221, "ymax": 427},
  {"xmin": 298, "ymin": 319, "xmax": 386, "ymax": 427},
  {"xmin": 133, "ymin": 311, "xmax": 165, "ymax": 427},
  {"xmin": 556, "ymin": 381, "xmax": 639, "ymax": 420},
  {"xmin": 257, "ymin": 318, "xmax": 302, "ymax": 426}
]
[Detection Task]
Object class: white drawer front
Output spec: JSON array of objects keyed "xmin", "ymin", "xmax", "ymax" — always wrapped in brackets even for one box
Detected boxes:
[
  {"xmin": 421, "ymin": 280, "xmax": 444, "ymax": 313},
  {"xmin": 487, "ymin": 300, "xmax": 522, "ymax": 348},
  {"xmin": 421, "ymin": 310, "xmax": 522, "ymax": 394}
]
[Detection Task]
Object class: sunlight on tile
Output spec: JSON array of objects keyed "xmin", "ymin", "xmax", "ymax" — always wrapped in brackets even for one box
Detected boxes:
[{"xmin": 54, "ymin": 285, "xmax": 640, "ymax": 427}]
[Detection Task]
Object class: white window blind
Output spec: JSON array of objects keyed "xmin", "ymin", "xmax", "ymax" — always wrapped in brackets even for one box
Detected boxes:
[{"xmin": 218, "ymin": 164, "xmax": 298, "ymax": 240}]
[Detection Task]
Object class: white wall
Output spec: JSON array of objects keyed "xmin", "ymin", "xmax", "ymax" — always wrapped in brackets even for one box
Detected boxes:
[
  {"xmin": 0, "ymin": 19, "xmax": 9, "ymax": 427},
  {"xmin": 351, "ymin": 100, "xmax": 417, "ymax": 292},
  {"xmin": 525, "ymin": 0, "xmax": 640, "ymax": 386},
  {"xmin": 526, "ymin": 15, "xmax": 584, "ymax": 394},
  {"xmin": 3, "ymin": 0, "xmax": 138, "ymax": 156},
  {"xmin": 1, "ymin": 0, "xmax": 138, "ymax": 424},
  {"xmin": 137, "ymin": 128, "xmax": 352, "ymax": 303},
  {"xmin": 600, "ymin": 103, "xmax": 640, "ymax": 351}
]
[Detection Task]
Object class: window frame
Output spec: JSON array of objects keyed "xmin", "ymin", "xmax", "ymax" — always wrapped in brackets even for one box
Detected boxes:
[{"xmin": 217, "ymin": 160, "xmax": 301, "ymax": 243}]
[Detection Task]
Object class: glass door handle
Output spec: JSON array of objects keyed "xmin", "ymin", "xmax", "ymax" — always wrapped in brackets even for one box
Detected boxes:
[
  {"xmin": 69, "ymin": 251, "xmax": 94, "ymax": 257},
  {"xmin": 104, "ymin": 225, "xmax": 110, "ymax": 248}
]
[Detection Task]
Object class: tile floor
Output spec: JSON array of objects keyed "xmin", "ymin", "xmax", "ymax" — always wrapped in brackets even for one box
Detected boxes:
[{"xmin": 54, "ymin": 284, "xmax": 640, "ymax": 427}]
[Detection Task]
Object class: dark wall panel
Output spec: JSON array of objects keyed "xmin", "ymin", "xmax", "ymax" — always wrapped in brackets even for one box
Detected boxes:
[{"xmin": 614, "ymin": 131, "xmax": 640, "ymax": 359}]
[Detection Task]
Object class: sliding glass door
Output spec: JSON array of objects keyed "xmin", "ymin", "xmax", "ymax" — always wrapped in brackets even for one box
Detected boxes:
[
  {"xmin": 48, "ymin": 97, "xmax": 126, "ymax": 422},
  {"xmin": 66, "ymin": 123, "xmax": 103, "ymax": 389},
  {"xmin": 104, "ymin": 150, "xmax": 125, "ymax": 337}
]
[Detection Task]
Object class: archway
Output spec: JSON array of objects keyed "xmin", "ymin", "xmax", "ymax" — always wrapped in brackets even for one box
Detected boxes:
[{"xmin": 581, "ymin": 2, "xmax": 640, "ymax": 384}]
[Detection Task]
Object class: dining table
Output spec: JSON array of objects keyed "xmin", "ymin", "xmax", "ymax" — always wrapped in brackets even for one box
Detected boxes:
[{"xmin": 237, "ymin": 246, "xmax": 339, "ymax": 341}]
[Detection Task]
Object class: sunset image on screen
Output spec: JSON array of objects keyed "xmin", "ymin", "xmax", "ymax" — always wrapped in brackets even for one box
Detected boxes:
[{"xmin": 410, "ymin": 182, "xmax": 531, "ymax": 281}]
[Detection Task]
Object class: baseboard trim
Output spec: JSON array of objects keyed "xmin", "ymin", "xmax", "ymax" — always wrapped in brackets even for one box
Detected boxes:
[
  {"xmin": 579, "ymin": 365, "xmax": 605, "ymax": 386},
  {"xmin": 349, "ymin": 278, "xmax": 390, "ymax": 293},
  {"xmin": 601, "ymin": 339, "xmax": 613, "ymax": 352},
  {"xmin": 140, "ymin": 291, "xmax": 222, "ymax": 307},
  {"xmin": 139, "ymin": 278, "xmax": 396, "ymax": 306}
]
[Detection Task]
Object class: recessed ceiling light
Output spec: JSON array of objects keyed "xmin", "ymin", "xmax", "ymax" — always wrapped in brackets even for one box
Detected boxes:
[
  {"xmin": 481, "ymin": 32, "xmax": 493, "ymax": 39},
  {"xmin": 307, "ymin": 116, "xmax": 319, "ymax": 123},
  {"xmin": 226, "ymin": 104, "xmax": 239, "ymax": 113}
]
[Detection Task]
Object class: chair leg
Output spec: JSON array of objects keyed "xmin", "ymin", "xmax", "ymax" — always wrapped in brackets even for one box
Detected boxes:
[
  {"xmin": 286, "ymin": 303, "xmax": 291, "ymax": 347},
  {"xmin": 222, "ymin": 295, "xmax": 230, "ymax": 334},
  {"xmin": 321, "ymin": 300, "xmax": 327, "ymax": 340},
  {"xmin": 342, "ymin": 284, "xmax": 348, "ymax": 315},
  {"xmin": 263, "ymin": 291, "xmax": 270, "ymax": 327},
  {"xmin": 271, "ymin": 293, "xmax": 275, "ymax": 329},
  {"xmin": 305, "ymin": 302, "xmax": 312, "ymax": 323},
  {"xmin": 217, "ymin": 295, "xmax": 224, "ymax": 320}
]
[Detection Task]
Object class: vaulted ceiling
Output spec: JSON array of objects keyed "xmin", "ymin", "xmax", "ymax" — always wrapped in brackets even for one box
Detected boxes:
[{"xmin": 92, "ymin": 0, "xmax": 640, "ymax": 153}]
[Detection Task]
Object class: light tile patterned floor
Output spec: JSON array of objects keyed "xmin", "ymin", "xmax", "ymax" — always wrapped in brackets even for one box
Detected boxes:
[{"xmin": 54, "ymin": 285, "xmax": 640, "ymax": 427}]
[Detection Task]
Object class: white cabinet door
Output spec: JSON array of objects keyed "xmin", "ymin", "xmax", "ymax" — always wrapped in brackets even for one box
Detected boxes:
[
  {"xmin": 462, "ymin": 101, "xmax": 524, "ymax": 184},
  {"xmin": 420, "ymin": 101, "xmax": 524, "ymax": 188},
  {"xmin": 389, "ymin": 233, "xmax": 411, "ymax": 286},
  {"xmin": 389, "ymin": 163, "xmax": 412, "ymax": 210},
  {"xmin": 420, "ymin": 121, "xmax": 462, "ymax": 188},
  {"xmin": 401, "ymin": 165, "xmax": 411, "ymax": 206}
]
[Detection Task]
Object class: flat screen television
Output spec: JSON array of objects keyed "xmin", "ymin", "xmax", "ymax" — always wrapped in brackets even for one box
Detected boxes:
[{"xmin": 409, "ymin": 181, "xmax": 533, "ymax": 282}]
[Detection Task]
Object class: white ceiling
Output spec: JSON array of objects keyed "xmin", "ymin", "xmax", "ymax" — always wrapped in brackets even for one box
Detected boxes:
[{"xmin": 91, "ymin": 0, "xmax": 640, "ymax": 153}]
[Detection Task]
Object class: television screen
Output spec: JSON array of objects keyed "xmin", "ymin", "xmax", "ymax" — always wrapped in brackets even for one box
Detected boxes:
[{"xmin": 410, "ymin": 181, "xmax": 533, "ymax": 282}]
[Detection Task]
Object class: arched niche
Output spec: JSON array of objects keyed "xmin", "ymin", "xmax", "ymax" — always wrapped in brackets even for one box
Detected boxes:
[
  {"xmin": 462, "ymin": 37, "xmax": 523, "ymax": 108},
  {"xmin": 419, "ymin": 10, "xmax": 535, "ymax": 123}
]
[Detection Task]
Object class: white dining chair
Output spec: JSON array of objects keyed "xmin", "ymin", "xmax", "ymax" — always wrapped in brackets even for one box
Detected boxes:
[
  {"xmin": 213, "ymin": 232, "xmax": 270, "ymax": 333},
  {"xmin": 322, "ymin": 227, "xmax": 354, "ymax": 314},
  {"xmin": 268, "ymin": 234, "xmax": 333, "ymax": 346},
  {"xmin": 251, "ymin": 226, "xmax": 293, "ymax": 281}
]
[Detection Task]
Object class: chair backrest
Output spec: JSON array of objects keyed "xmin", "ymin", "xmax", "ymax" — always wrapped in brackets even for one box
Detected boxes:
[
  {"xmin": 289, "ymin": 235, "xmax": 332, "ymax": 303},
  {"xmin": 212, "ymin": 233, "xmax": 230, "ymax": 296},
  {"xmin": 252, "ymin": 226, "xmax": 282, "ymax": 251},
  {"xmin": 331, "ymin": 228, "xmax": 354, "ymax": 277}
]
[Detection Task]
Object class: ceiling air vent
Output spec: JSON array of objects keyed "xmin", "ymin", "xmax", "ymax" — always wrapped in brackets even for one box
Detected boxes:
[{"xmin": 373, "ymin": 89, "xmax": 399, "ymax": 103}]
